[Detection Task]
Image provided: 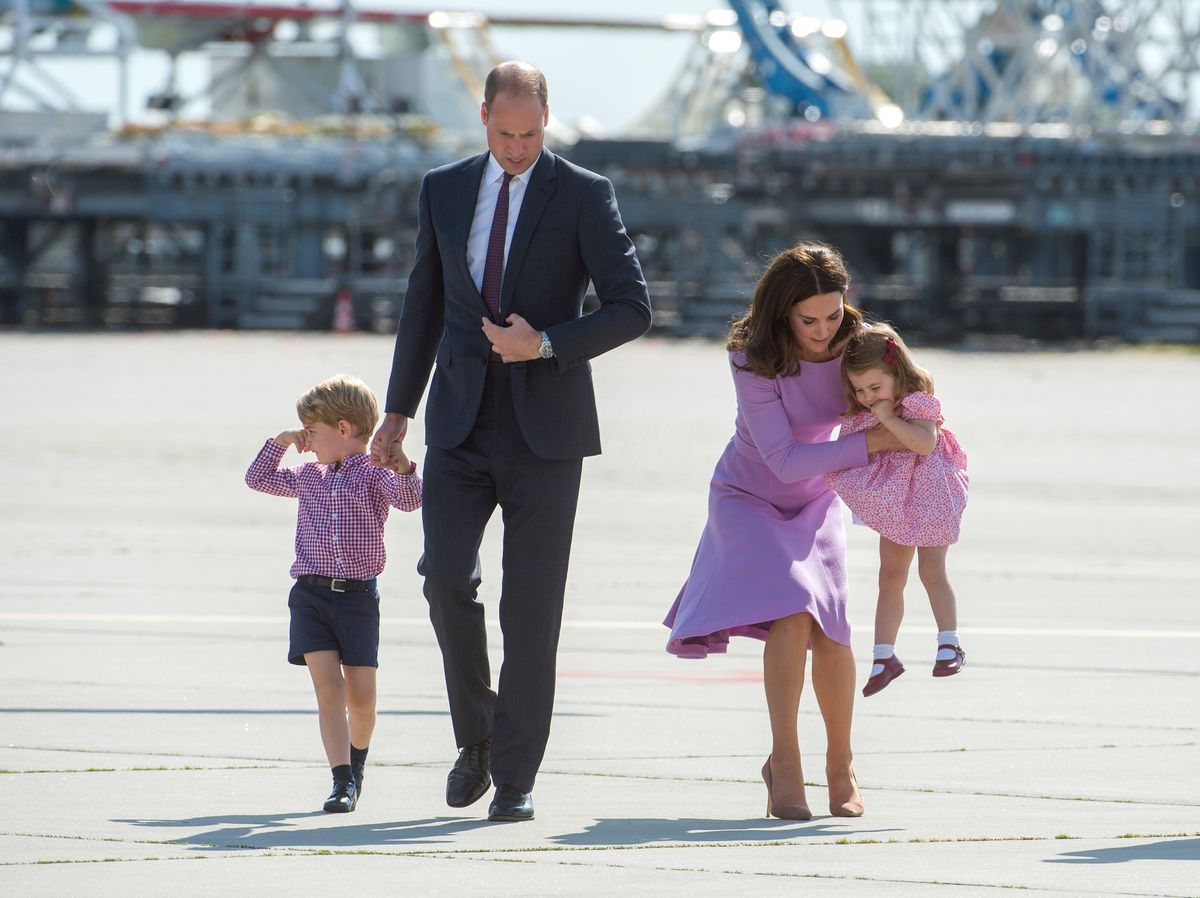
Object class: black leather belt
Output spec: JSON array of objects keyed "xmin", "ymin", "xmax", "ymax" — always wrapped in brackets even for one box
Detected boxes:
[{"xmin": 297, "ymin": 574, "xmax": 376, "ymax": 594}]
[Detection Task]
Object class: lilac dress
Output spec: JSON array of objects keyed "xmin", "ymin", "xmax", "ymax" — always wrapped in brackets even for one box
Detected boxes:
[{"xmin": 663, "ymin": 351, "xmax": 869, "ymax": 658}]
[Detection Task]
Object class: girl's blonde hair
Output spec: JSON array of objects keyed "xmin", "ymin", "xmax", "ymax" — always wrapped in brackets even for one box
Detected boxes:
[
  {"xmin": 839, "ymin": 323, "xmax": 934, "ymax": 414},
  {"xmin": 296, "ymin": 374, "xmax": 379, "ymax": 437}
]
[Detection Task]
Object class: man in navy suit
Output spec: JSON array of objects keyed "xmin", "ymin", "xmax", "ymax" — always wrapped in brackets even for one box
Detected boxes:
[{"xmin": 372, "ymin": 62, "xmax": 652, "ymax": 821}]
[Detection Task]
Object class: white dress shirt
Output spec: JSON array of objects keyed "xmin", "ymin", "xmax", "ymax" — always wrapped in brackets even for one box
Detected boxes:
[{"xmin": 467, "ymin": 153, "xmax": 539, "ymax": 295}]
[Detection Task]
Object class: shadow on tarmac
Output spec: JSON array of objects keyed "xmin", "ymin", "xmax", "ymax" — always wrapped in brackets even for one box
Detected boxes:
[
  {"xmin": 550, "ymin": 817, "xmax": 901, "ymax": 846},
  {"xmin": 114, "ymin": 813, "xmax": 508, "ymax": 848},
  {"xmin": 112, "ymin": 811, "xmax": 901, "ymax": 850},
  {"xmin": 1047, "ymin": 838, "xmax": 1200, "ymax": 864}
]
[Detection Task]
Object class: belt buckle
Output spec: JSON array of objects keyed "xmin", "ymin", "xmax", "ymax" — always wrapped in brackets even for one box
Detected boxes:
[{"xmin": 330, "ymin": 578, "xmax": 347, "ymax": 593}]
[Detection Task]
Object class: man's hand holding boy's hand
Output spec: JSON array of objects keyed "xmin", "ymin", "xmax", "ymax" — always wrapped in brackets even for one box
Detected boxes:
[
  {"xmin": 371, "ymin": 413, "xmax": 408, "ymax": 468},
  {"xmin": 274, "ymin": 429, "xmax": 310, "ymax": 452},
  {"xmin": 383, "ymin": 448, "xmax": 413, "ymax": 474}
]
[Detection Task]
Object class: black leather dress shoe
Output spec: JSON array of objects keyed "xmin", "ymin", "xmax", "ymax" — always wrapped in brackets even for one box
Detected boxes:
[
  {"xmin": 487, "ymin": 784, "xmax": 534, "ymax": 822},
  {"xmin": 323, "ymin": 778, "xmax": 358, "ymax": 813},
  {"xmin": 446, "ymin": 738, "xmax": 491, "ymax": 808}
]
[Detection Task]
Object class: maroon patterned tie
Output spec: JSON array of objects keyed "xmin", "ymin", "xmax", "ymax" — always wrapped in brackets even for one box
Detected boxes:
[{"xmin": 481, "ymin": 171, "xmax": 513, "ymax": 325}]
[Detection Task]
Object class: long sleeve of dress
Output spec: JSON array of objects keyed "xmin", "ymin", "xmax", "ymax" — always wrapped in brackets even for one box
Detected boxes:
[{"xmin": 732, "ymin": 362, "xmax": 868, "ymax": 483}]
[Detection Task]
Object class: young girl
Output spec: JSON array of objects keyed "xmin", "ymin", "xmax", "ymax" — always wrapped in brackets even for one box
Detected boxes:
[{"xmin": 825, "ymin": 324, "xmax": 969, "ymax": 697}]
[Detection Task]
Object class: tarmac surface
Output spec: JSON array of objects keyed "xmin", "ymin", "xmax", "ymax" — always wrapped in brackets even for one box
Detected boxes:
[{"xmin": 2, "ymin": 332, "xmax": 1198, "ymax": 897}]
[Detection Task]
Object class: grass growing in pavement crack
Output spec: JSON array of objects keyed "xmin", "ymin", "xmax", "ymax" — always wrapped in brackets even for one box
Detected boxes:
[
  {"xmin": 23, "ymin": 856, "xmax": 212, "ymax": 867},
  {"xmin": 268, "ymin": 832, "xmax": 1200, "ymax": 858}
]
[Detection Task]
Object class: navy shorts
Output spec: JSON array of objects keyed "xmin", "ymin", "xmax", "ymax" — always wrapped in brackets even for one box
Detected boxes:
[{"xmin": 287, "ymin": 578, "xmax": 380, "ymax": 667}]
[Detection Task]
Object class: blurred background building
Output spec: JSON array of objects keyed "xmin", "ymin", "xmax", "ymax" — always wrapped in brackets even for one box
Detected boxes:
[{"xmin": 2, "ymin": 0, "xmax": 1199, "ymax": 341}]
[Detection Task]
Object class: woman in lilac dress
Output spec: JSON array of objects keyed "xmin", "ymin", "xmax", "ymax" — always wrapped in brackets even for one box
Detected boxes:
[{"xmin": 663, "ymin": 242, "xmax": 901, "ymax": 820}]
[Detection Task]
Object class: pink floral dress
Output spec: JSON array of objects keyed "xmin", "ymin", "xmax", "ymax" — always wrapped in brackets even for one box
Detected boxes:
[{"xmin": 825, "ymin": 392, "xmax": 968, "ymax": 547}]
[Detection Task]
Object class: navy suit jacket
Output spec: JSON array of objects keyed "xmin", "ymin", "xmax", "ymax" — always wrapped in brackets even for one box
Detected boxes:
[{"xmin": 385, "ymin": 148, "xmax": 652, "ymax": 460}]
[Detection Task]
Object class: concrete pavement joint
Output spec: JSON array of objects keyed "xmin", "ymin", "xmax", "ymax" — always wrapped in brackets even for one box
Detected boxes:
[
  {"xmin": 0, "ymin": 706, "xmax": 449, "ymax": 718},
  {"xmin": 548, "ymin": 740, "xmax": 1199, "ymax": 762},
  {"xmin": 4, "ymin": 831, "xmax": 184, "ymax": 845},
  {"xmin": 387, "ymin": 850, "xmax": 1191, "ymax": 897},
  {"xmin": 566, "ymin": 699, "xmax": 1200, "ymax": 731},
  {"xmin": 249, "ymin": 839, "xmax": 1200, "ymax": 896},
  {"xmin": 534, "ymin": 769, "xmax": 1200, "ymax": 807},
  {"xmin": 5, "ymin": 763, "xmax": 1191, "ymax": 812},
  {"xmin": 5, "ymin": 752, "xmax": 1196, "ymax": 810},
  {"xmin": 724, "ymin": 870, "xmax": 1186, "ymax": 897},
  {"xmin": 9, "ymin": 856, "xmax": 215, "ymax": 868},
  {"xmin": 6, "ymin": 829, "xmax": 1196, "ymax": 864},
  {"xmin": 6, "ymin": 612, "xmax": 1200, "ymax": 640},
  {"xmin": 0, "ymin": 764, "xmax": 282, "ymax": 774},
  {"xmin": 1, "ymin": 744, "xmax": 325, "ymax": 765},
  {"xmin": 261, "ymin": 831, "xmax": 1200, "ymax": 856}
]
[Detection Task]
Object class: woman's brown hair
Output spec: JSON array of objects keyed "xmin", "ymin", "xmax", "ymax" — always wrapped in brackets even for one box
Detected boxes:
[{"xmin": 727, "ymin": 241, "xmax": 863, "ymax": 379}]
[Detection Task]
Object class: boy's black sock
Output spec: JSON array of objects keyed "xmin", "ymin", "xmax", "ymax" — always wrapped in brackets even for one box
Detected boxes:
[
  {"xmin": 351, "ymin": 745, "xmax": 369, "ymax": 790},
  {"xmin": 331, "ymin": 764, "xmax": 354, "ymax": 787}
]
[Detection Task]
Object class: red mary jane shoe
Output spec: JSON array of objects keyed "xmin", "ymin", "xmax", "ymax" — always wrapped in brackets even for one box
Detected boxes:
[
  {"xmin": 862, "ymin": 654, "xmax": 905, "ymax": 697},
  {"xmin": 932, "ymin": 644, "xmax": 966, "ymax": 677}
]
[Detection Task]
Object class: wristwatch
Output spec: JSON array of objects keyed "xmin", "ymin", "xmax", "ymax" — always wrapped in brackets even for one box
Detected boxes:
[{"xmin": 538, "ymin": 330, "xmax": 554, "ymax": 359}]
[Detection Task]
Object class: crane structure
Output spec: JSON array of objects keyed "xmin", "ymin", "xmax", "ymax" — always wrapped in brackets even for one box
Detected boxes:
[
  {"xmin": 911, "ymin": 0, "xmax": 1200, "ymax": 127},
  {"xmin": 4, "ymin": 1, "xmax": 1199, "ymax": 133},
  {"xmin": 2, "ymin": 2, "xmax": 1200, "ymax": 341},
  {"xmin": 646, "ymin": 0, "xmax": 1200, "ymax": 133}
]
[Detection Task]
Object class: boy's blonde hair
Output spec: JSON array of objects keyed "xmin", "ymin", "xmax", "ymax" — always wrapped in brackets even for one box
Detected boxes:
[
  {"xmin": 839, "ymin": 323, "xmax": 935, "ymax": 414},
  {"xmin": 296, "ymin": 374, "xmax": 379, "ymax": 437}
]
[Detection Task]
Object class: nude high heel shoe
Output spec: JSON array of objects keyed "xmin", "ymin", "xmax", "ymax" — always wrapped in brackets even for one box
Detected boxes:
[
  {"xmin": 761, "ymin": 755, "xmax": 812, "ymax": 820},
  {"xmin": 827, "ymin": 765, "xmax": 864, "ymax": 818}
]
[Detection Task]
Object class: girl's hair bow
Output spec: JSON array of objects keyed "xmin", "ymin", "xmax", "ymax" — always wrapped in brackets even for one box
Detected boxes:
[{"xmin": 882, "ymin": 336, "xmax": 899, "ymax": 366}]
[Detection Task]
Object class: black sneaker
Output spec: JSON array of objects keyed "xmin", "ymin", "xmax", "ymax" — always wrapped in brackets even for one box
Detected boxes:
[{"xmin": 323, "ymin": 778, "xmax": 358, "ymax": 813}]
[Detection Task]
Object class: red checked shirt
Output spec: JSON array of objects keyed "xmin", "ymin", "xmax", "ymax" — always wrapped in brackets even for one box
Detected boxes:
[{"xmin": 245, "ymin": 439, "xmax": 423, "ymax": 580}]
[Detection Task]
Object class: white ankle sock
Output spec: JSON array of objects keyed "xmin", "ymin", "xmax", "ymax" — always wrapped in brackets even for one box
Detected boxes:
[
  {"xmin": 936, "ymin": 630, "xmax": 959, "ymax": 661},
  {"xmin": 870, "ymin": 644, "xmax": 895, "ymax": 678}
]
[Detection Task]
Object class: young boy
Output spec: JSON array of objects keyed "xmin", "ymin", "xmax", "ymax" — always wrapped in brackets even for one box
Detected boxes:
[{"xmin": 245, "ymin": 373, "xmax": 421, "ymax": 813}]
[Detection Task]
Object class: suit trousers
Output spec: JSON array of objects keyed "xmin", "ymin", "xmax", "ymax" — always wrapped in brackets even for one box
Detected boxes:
[{"xmin": 420, "ymin": 362, "xmax": 583, "ymax": 792}]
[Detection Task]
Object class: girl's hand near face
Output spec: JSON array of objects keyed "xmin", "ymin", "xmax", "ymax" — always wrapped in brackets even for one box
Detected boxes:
[
  {"xmin": 870, "ymin": 398, "xmax": 898, "ymax": 422},
  {"xmin": 869, "ymin": 407, "xmax": 937, "ymax": 456}
]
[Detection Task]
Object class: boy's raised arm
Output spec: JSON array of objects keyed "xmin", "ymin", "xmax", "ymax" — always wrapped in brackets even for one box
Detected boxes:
[{"xmin": 245, "ymin": 437, "xmax": 302, "ymax": 497}]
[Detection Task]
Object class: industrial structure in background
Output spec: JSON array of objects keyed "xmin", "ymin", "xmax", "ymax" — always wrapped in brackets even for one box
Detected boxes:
[{"xmin": 2, "ymin": 0, "xmax": 1200, "ymax": 341}]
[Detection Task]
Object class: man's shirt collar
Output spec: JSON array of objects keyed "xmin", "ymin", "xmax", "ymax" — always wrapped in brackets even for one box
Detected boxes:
[{"xmin": 485, "ymin": 152, "xmax": 539, "ymax": 187}]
